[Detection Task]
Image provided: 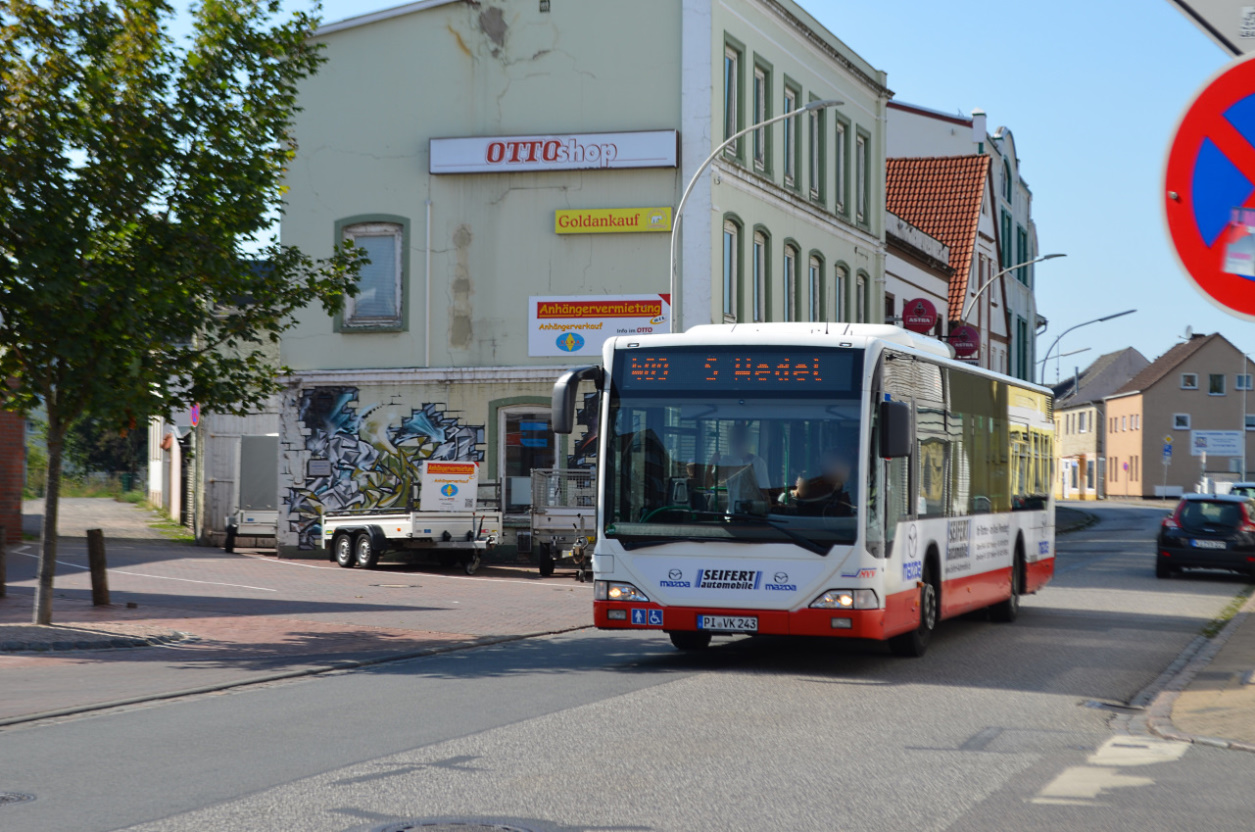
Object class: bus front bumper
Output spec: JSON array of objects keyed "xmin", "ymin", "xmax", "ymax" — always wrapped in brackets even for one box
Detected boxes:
[{"xmin": 593, "ymin": 598, "xmax": 917, "ymax": 640}]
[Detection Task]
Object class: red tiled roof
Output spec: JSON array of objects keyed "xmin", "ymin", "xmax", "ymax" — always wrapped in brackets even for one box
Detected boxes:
[{"xmin": 885, "ymin": 155, "xmax": 990, "ymax": 323}]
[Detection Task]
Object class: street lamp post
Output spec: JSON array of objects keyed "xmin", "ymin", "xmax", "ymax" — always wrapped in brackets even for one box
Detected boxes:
[
  {"xmin": 669, "ymin": 98, "xmax": 843, "ymax": 332},
  {"xmin": 1038, "ymin": 309, "xmax": 1137, "ymax": 385},
  {"xmin": 958, "ymin": 252, "xmax": 1066, "ymax": 323}
]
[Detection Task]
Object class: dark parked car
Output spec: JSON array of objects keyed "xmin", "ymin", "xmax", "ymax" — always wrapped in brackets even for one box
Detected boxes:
[{"xmin": 1156, "ymin": 493, "xmax": 1255, "ymax": 579}]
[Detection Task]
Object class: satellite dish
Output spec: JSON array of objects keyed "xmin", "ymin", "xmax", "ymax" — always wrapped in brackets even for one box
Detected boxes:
[{"xmin": 1184, "ymin": 325, "xmax": 1193, "ymax": 340}]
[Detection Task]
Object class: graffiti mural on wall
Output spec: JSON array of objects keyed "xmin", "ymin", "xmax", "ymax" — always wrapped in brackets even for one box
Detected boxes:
[{"xmin": 285, "ymin": 387, "xmax": 485, "ymax": 549}]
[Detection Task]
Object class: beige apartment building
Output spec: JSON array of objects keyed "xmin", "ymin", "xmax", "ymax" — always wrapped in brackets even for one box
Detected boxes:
[
  {"xmin": 1050, "ymin": 348, "xmax": 1148, "ymax": 500},
  {"xmin": 272, "ymin": 0, "xmax": 892, "ymax": 553},
  {"xmin": 1105, "ymin": 333, "xmax": 1255, "ymax": 498}
]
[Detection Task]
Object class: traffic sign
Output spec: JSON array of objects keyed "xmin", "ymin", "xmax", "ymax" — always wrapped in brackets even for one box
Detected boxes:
[
  {"xmin": 1164, "ymin": 434, "xmax": 1175, "ymax": 444},
  {"xmin": 1164, "ymin": 443, "xmax": 1175, "ymax": 459},
  {"xmin": 1166, "ymin": 1, "xmax": 1255, "ymax": 57},
  {"xmin": 1163, "ymin": 54, "xmax": 1255, "ymax": 320}
]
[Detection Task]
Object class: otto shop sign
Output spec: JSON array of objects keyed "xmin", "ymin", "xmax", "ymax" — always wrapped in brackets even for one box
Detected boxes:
[{"xmin": 430, "ymin": 130, "xmax": 678, "ymax": 174}]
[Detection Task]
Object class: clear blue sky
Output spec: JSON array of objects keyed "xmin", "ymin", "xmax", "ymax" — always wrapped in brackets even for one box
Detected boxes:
[{"xmin": 177, "ymin": 1, "xmax": 1243, "ymax": 380}]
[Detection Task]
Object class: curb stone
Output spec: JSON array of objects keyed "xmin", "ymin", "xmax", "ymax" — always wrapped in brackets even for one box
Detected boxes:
[
  {"xmin": 0, "ymin": 631, "xmax": 197, "ymax": 654},
  {"xmin": 1120, "ymin": 609, "xmax": 1255, "ymax": 753},
  {"xmin": 0, "ymin": 624, "xmax": 593, "ymax": 729}
]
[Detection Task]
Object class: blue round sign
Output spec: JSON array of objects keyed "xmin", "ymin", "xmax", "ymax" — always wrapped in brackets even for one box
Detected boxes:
[{"xmin": 556, "ymin": 331, "xmax": 585, "ymax": 352}]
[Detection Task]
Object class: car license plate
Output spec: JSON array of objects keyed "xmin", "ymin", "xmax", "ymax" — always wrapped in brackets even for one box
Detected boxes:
[
  {"xmin": 697, "ymin": 615, "xmax": 757, "ymax": 632},
  {"xmin": 1191, "ymin": 539, "xmax": 1226, "ymax": 549}
]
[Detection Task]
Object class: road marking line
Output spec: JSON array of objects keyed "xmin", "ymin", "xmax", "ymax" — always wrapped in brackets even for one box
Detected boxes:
[
  {"xmin": 11, "ymin": 552, "xmax": 276, "ymax": 592},
  {"xmin": 234, "ymin": 553, "xmax": 326, "ymax": 569}
]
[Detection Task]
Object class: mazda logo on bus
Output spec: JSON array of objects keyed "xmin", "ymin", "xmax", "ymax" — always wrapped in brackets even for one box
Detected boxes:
[
  {"xmin": 668, "ymin": 569, "xmax": 682, "ymax": 581},
  {"xmin": 774, "ymin": 572, "xmax": 789, "ymax": 584}
]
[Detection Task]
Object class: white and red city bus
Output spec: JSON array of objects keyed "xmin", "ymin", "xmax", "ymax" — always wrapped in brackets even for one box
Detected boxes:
[{"xmin": 552, "ymin": 323, "xmax": 1055, "ymax": 656}]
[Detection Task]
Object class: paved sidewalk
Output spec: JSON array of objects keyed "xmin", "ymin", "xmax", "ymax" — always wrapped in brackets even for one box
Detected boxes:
[
  {"xmin": 1, "ymin": 500, "xmax": 593, "ymax": 725},
  {"xmin": 1171, "ymin": 592, "xmax": 1255, "ymax": 747},
  {"xmin": 22, "ymin": 496, "xmax": 174, "ymax": 539}
]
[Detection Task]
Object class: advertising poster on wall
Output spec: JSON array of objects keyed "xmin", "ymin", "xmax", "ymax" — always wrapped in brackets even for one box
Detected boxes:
[
  {"xmin": 528, "ymin": 294, "xmax": 671, "ymax": 357},
  {"xmin": 419, "ymin": 461, "xmax": 479, "ymax": 512}
]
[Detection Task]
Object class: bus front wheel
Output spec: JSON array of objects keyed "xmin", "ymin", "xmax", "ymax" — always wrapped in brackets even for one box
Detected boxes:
[
  {"xmin": 668, "ymin": 631, "xmax": 712, "ymax": 651},
  {"xmin": 890, "ymin": 563, "xmax": 937, "ymax": 658}
]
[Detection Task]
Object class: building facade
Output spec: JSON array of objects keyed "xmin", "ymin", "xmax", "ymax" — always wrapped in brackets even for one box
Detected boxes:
[
  {"xmin": 0, "ymin": 409, "xmax": 23, "ymax": 545},
  {"xmin": 1105, "ymin": 334, "xmax": 1255, "ymax": 498},
  {"xmin": 885, "ymin": 155, "xmax": 1007, "ymax": 372},
  {"xmin": 887, "ymin": 102, "xmax": 1041, "ymax": 381},
  {"xmin": 1050, "ymin": 348, "xmax": 1148, "ymax": 500},
  {"xmin": 884, "ymin": 212, "xmax": 951, "ymax": 337},
  {"xmin": 275, "ymin": 0, "xmax": 890, "ymax": 553}
]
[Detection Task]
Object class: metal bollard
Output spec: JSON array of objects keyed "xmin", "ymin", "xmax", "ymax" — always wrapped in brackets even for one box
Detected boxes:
[{"xmin": 86, "ymin": 528, "xmax": 110, "ymax": 606}]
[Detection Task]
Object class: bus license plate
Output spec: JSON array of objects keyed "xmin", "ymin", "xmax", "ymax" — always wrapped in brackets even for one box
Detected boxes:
[
  {"xmin": 697, "ymin": 615, "xmax": 757, "ymax": 632},
  {"xmin": 1191, "ymin": 539, "xmax": 1226, "ymax": 549}
]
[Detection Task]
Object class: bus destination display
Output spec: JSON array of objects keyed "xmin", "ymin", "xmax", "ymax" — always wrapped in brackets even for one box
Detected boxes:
[{"xmin": 619, "ymin": 349, "xmax": 856, "ymax": 391}]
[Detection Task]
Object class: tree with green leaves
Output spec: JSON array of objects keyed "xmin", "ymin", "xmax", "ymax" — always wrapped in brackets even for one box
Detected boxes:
[{"xmin": 0, "ymin": 0, "xmax": 365, "ymax": 624}]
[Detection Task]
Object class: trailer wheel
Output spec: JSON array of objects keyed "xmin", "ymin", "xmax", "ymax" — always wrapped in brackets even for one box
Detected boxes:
[
  {"xmin": 463, "ymin": 553, "xmax": 481, "ymax": 575},
  {"xmin": 354, "ymin": 532, "xmax": 380, "ymax": 569},
  {"xmin": 334, "ymin": 533, "xmax": 355, "ymax": 568},
  {"xmin": 537, "ymin": 543, "xmax": 555, "ymax": 577}
]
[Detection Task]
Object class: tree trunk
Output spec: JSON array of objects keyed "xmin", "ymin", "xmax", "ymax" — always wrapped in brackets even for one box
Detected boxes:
[{"xmin": 33, "ymin": 422, "xmax": 65, "ymax": 625}]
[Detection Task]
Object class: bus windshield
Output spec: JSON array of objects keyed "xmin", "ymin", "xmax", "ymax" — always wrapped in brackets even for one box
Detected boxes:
[{"xmin": 604, "ymin": 347, "xmax": 864, "ymax": 554}]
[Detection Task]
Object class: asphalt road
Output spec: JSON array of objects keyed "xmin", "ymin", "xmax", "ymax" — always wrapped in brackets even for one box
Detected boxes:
[{"xmin": 4, "ymin": 503, "xmax": 1255, "ymax": 832}]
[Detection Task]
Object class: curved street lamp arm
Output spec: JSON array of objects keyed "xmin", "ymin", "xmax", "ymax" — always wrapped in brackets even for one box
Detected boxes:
[
  {"xmin": 959, "ymin": 253, "xmax": 1066, "ymax": 323},
  {"xmin": 669, "ymin": 99, "xmax": 842, "ymax": 332},
  {"xmin": 1038, "ymin": 309, "xmax": 1136, "ymax": 385}
]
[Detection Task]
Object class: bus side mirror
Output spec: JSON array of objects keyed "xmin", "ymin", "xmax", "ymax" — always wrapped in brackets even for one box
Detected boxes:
[
  {"xmin": 879, "ymin": 400, "xmax": 912, "ymax": 459},
  {"xmin": 552, "ymin": 365, "xmax": 604, "ymax": 435}
]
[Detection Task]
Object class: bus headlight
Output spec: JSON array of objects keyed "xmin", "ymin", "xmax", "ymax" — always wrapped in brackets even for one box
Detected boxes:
[
  {"xmin": 810, "ymin": 589, "xmax": 879, "ymax": 610},
  {"xmin": 595, "ymin": 581, "xmax": 650, "ymax": 603}
]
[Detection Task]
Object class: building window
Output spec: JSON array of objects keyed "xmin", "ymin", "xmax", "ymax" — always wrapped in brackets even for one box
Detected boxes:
[
  {"xmin": 809, "ymin": 255, "xmax": 823, "ymax": 321},
  {"xmin": 723, "ymin": 45, "xmax": 740, "ymax": 157},
  {"xmin": 1078, "ymin": 412, "xmax": 1087, "ymax": 433},
  {"xmin": 1003, "ymin": 158, "xmax": 1012, "ymax": 202},
  {"xmin": 855, "ymin": 132, "xmax": 868, "ymax": 224},
  {"xmin": 752, "ymin": 65, "xmax": 767, "ymax": 170},
  {"xmin": 855, "ymin": 272, "xmax": 867, "ymax": 323},
  {"xmin": 1000, "ymin": 210, "xmax": 1013, "ymax": 269},
  {"xmin": 1181, "ymin": 373, "xmax": 1198, "ymax": 389},
  {"xmin": 783, "ymin": 245, "xmax": 798, "ymax": 322},
  {"xmin": 1174, "ymin": 413, "xmax": 1191, "ymax": 430},
  {"xmin": 884, "ymin": 293, "xmax": 895, "ymax": 325},
  {"xmin": 1016, "ymin": 316, "xmax": 1029, "ymax": 380},
  {"xmin": 723, "ymin": 219, "xmax": 739, "ymax": 322},
  {"xmin": 752, "ymin": 230, "xmax": 768, "ymax": 322},
  {"xmin": 783, "ymin": 87, "xmax": 797, "ymax": 187},
  {"xmin": 1210, "ymin": 373, "xmax": 1227, "ymax": 395},
  {"xmin": 1121, "ymin": 415, "xmax": 1127, "ymax": 431},
  {"xmin": 834, "ymin": 265, "xmax": 847, "ymax": 321},
  {"xmin": 1111, "ymin": 457, "xmax": 1118, "ymax": 483},
  {"xmin": 1016, "ymin": 225, "xmax": 1029, "ymax": 285},
  {"xmin": 1246, "ymin": 414, "xmax": 1255, "ymax": 431},
  {"xmin": 1239, "ymin": 373, "xmax": 1253, "ymax": 391},
  {"xmin": 1087, "ymin": 460, "xmax": 1095, "ymax": 490},
  {"xmin": 808, "ymin": 107, "xmax": 823, "ymax": 201},
  {"xmin": 835, "ymin": 121, "xmax": 847, "ymax": 214},
  {"xmin": 501, "ymin": 408, "xmax": 555, "ymax": 513},
  {"xmin": 342, "ymin": 221, "xmax": 403, "ymax": 328}
]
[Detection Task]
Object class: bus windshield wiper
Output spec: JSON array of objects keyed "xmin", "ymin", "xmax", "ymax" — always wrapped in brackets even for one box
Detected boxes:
[{"xmin": 692, "ymin": 511, "xmax": 831, "ymax": 556}]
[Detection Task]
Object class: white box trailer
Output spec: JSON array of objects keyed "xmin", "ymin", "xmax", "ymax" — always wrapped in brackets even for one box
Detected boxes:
[{"xmin": 321, "ymin": 460, "xmax": 501, "ymax": 574}]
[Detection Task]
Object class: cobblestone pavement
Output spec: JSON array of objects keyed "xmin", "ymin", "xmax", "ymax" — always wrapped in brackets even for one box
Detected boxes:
[{"xmin": 2, "ymin": 500, "xmax": 592, "ymax": 723}]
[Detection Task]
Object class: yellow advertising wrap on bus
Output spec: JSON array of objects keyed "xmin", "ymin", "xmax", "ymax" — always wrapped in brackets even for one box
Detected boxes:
[{"xmin": 554, "ymin": 206, "xmax": 673, "ymax": 234}]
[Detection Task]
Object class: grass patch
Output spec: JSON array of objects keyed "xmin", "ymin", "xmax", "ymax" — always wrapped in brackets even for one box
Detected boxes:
[
  {"xmin": 1202, "ymin": 585, "xmax": 1255, "ymax": 639},
  {"xmin": 115, "ymin": 491, "xmax": 146, "ymax": 504},
  {"xmin": 143, "ymin": 502, "xmax": 195, "ymax": 542}
]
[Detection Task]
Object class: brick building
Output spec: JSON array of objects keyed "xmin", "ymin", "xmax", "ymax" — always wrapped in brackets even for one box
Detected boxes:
[{"xmin": 0, "ymin": 409, "xmax": 24, "ymax": 544}]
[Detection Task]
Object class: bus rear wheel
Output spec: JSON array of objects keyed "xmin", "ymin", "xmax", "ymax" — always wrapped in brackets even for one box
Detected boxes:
[
  {"xmin": 890, "ymin": 562, "xmax": 937, "ymax": 658},
  {"xmin": 668, "ymin": 631, "xmax": 712, "ymax": 651},
  {"xmin": 990, "ymin": 546, "xmax": 1023, "ymax": 623}
]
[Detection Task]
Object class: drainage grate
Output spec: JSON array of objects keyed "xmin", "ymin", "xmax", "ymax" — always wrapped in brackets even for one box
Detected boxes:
[
  {"xmin": 0, "ymin": 793, "xmax": 35, "ymax": 807},
  {"xmin": 372, "ymin": 823, "xmax": 536, "ymax": 832}
]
